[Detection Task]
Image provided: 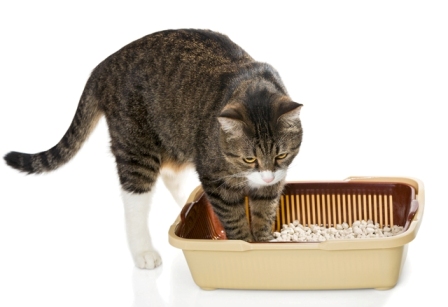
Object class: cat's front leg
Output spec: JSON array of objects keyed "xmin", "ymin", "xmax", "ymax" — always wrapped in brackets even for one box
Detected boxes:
[
  {"xmin": 201, "ymin": 183, "xmax": 253, "ymax": 241},
  {"xmin": 249, "ymin": 184, "xmax": 283, "ymax": 242}
]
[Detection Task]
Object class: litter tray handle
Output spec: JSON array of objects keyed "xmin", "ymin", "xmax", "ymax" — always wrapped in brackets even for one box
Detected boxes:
[
  {"xmin": 344, "ymin": 175, "xmax": 425, "ymax": 233},
  {"xmin": 404, "ymin": 199, "xmax": 419, "ymax": 230},
  {"xmin": 344, "ymin": 176, "xmax": 424, "ymax": 196}
]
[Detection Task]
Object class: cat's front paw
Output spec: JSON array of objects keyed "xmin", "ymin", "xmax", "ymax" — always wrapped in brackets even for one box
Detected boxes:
[
  {"xmin": 237, "ymin": 233, "xmax": 254, "ymax": 242},
  {"xmin": 253, "ymin": 233, "xmax": 275, "ymax": 242},
  {"xmin": 133, "ymin": 250, "xmax": 162, "ymax": 270}
]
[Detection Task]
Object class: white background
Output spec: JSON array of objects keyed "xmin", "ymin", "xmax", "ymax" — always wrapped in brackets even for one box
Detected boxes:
[{"xmin": 1, "ymin": 1, "xmax": 447, "ymax": 306}]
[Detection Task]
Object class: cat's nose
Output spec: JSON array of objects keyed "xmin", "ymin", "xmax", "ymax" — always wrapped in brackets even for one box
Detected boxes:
[
  {"xmin": 263, "ymin": 177, "xmax": 274, "ymax": 183},
  {"xmin": 261, "ymin": 172, "xmax": 274, "ymax": 183}
]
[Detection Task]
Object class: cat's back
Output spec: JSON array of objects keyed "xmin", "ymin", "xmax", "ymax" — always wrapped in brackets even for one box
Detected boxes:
[
  {"xmin": 91, "ymin": 29, "xmax": 255, "ymax": 113},
  {"xmin": 96, "ymin": 29, "xmax": 253, "ymax": 76},
  {"xmin": 148, "ymin": 29, "xmax": 252, "ymax": 64}
]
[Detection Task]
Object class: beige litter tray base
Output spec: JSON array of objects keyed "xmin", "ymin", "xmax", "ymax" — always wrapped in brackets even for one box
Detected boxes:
[
  {"xmin": 169, "ymin": 176, "xmax": 424, "ymax": 290},
  {"xmin": 185, "ymin": 246, "xmax": 408, "ymax": 291}
]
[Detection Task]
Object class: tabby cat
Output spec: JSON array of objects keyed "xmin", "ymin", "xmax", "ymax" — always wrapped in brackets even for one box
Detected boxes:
[{"xmin": 4, "ymin": 29, "xmax": 303, "ymax": 269}]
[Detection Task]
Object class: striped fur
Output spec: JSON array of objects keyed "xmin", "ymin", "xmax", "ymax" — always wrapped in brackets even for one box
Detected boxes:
[
  {"xmin": 4, "ymin": 90, "xmax": 101, "ymax": 174},
  {"xmin": 4, "ymin": 29, "xmax": 303, "ymax": 243}
]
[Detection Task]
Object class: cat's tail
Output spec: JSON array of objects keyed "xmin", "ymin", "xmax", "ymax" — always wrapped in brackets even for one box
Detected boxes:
[{"xmin": 4, "ymin": 89, "xmax": 102, "ymax": 174}]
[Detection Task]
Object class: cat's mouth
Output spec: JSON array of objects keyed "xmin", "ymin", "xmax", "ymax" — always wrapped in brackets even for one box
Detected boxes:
[{"xmin": 246, "ymin": 170, "xmax": 286, "ymax": 188}]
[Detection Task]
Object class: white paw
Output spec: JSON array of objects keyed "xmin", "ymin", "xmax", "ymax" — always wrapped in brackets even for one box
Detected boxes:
[{"xmin": 134, "ymin": 250, "xmax": 162, "ymax": 270}]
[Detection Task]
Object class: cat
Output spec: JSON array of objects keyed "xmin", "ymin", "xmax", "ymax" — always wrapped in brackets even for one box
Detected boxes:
[{"xmin": 4, "ymin": 29, "xmax": 303, "ymax": 269}]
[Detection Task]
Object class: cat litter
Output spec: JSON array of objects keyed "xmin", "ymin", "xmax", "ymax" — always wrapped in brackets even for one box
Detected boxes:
[
  {"xmin": 169, "ymin": 176, "xmax": 424, "ymax": 290},
  {"xmin": 272, "ymin": 219, "xmax": 404, "ymax": 242}
]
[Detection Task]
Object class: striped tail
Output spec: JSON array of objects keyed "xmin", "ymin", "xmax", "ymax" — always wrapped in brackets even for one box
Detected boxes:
[{"xmin": 4, "ymin": 89, "xmax": 101, "ymax": 174}]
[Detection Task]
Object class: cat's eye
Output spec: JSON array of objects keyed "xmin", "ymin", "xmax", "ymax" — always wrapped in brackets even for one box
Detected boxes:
[
  {"xmin": 276, "ymin": 153, "xmax": 288, "ymax": 159},
  {"xmin": 243, "ymin": 157, "xmax": 257, "ymax": 163}
]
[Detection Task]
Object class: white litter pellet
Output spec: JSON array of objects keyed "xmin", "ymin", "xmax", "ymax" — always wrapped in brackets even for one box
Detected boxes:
[{"xmin": 272, "ymin": 220, "xmax": 404, "ymax": 242}]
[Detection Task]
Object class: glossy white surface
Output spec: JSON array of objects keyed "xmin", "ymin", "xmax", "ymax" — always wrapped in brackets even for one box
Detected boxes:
[{"xmin": 1, "ymin": 1, "xmax": 447, "ymax": 306}]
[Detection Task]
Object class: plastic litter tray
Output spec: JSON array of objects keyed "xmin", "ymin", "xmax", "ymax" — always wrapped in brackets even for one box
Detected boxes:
[{"xmin": 168, "ymin": 176, "xmax": 424, "ymax": 290}]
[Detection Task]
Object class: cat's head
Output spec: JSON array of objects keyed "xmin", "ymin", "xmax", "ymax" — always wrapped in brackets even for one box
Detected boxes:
[{"xmin": 218, "ymin": 82, "xmax": 303, "ymax": 188}]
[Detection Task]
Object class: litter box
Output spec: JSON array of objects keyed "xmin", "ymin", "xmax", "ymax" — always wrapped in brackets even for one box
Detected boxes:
[{"xmin": 168, "ymin": 176, "xmax": 424, "ymax": 290}]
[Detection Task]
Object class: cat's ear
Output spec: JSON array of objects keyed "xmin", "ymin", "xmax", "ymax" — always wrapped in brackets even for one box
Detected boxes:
[
  {"xmin": 218, "ymin": 108, "xmax": 245, "ymax": 137},
  {"xmin": 276, "ymin": 101, "xmax": 303, "ymax": 127}
]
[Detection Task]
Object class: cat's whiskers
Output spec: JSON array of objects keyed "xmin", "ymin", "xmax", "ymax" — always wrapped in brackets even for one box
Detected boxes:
[{"xmin": 282, "ymin": 163, "xmax": 301, "ymax": 179}]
